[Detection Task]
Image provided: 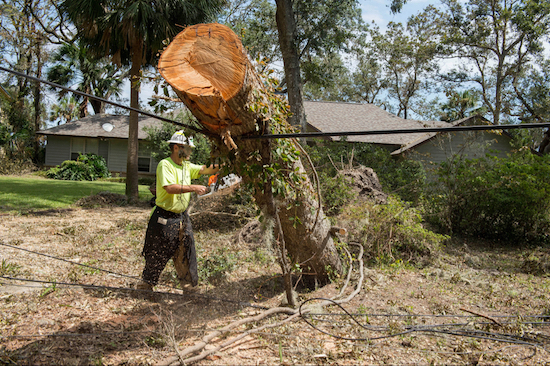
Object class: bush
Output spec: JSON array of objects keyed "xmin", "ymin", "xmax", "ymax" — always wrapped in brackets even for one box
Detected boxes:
[
  {"xmin": 198, "ymin": 247, "xmax": 236, "ymax": 285},
  {"xmin": 424, "ymin": 150, "xmax": 550, "ymax": 243},
  {"xmin": 47, "ymin": 153, "xmax": 111, "ymax": 181},
  {"xmin": 338, "ymin": 196, "xmax": 448, "ymax": 266}
]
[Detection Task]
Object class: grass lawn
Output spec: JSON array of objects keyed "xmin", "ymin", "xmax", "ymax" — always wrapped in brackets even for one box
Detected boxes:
[{"xmin": 0, "ymin": 175, "xmax": 153, "ymax": 212}]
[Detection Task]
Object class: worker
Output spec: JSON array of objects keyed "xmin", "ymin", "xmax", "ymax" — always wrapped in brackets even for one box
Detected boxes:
[{"xmin": 137, "ymin": 130, "xmax": 219, "ymax": 291}]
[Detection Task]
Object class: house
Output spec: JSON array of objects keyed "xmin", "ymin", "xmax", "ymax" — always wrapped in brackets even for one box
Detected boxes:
[
  {"xmin": 38, "ymin": 101, "xmax": 515, "ymax": 176},
  {"xmin": 37, "ymin": 114, "xmax": 162, "ymax": 176},
  {"xmin": 303, "ymin": 101, "xmax": 514, "ymax": 167}
]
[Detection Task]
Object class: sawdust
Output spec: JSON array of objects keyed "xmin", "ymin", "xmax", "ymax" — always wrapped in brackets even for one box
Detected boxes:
[{"xmin": 1, "ymin": 197, "xmax": 549, "ymax": 365}]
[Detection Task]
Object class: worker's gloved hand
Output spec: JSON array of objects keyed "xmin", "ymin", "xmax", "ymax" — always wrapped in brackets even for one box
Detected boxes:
[{"xmin": 194, "ymin": 185, "xmax": 209, "ymax": 196}]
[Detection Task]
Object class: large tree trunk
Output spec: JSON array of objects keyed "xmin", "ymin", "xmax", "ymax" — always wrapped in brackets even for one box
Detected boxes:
[
  {"xmin": 158, "ymin": 23, "xmax": 342, "ymax": 283},
  {"xmin": 275, "ymin": 0, "xmax": 307, "ymax": 132}
]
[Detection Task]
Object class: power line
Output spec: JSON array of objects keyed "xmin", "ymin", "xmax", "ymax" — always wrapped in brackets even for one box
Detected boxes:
[
  {"xmin": 0, "ymin": 241, "xmax": 268, "ymax": 310},
  {"xmin": 0, "ymin": 66, "xmax": 202, "ymax": 133},
  {"xmin": 240, "ymin": 122, "xmax": 550, "ymax": 140},
  {"xmin": 3, "ymin": 66, "xmax": 549, "ymax": 141},
  {"xmin": 299, "ymin": 298, "xmax": 550, "ymax": 348},
  {"xmin": 0, "ymin": 241, "xmax": 140, "ymax": 282}
]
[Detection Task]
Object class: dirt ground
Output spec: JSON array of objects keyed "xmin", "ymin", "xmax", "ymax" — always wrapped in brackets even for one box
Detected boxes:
[{"xmin": 1, "ymin": 196, "xmax": 550, "ymax": 365}]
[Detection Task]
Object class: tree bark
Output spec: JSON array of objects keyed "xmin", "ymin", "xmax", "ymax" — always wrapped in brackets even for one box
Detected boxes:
[
  {"xmin": 158, "ymin": 23, "xmax": 342, "ymax": 283},
  {"xmin": 125, "ymin": 41, "xmax": 142, "ymax": 203},
  {"xmin": 275, "ymin": 0, "xmax": 307, "ymax": 132}
]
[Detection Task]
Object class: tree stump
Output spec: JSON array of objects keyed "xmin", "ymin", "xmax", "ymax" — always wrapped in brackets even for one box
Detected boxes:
[{"xmin": 158, "ymin": 23, "xmax": 342, "ymax": 284}]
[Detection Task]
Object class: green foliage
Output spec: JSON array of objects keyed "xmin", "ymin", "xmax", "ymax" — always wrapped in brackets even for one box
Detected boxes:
[
  {"xmin": 317, "ymin": 170, "xmax": 355, "ymax": 216},
  {"xmin": 424, "ymin": 150, "xmax": 550, "ymax": 243},
  {"xmin": 46, "ymin": 153, "xmax": 110, "ymax": 181},
  {"xmin": 304, "ymin": 140, "xmax": 426, "ymax": 214},
  {"xmin": 198, "ymin": 248, "xmax": 237, "ymax": 285},
  {"xmin": 0, "ymin": 259, "xmax": 21, "ymax": 276},
  {"xmin": 339, "ymin": 196, "xmax": 447, "ymax": 266}
]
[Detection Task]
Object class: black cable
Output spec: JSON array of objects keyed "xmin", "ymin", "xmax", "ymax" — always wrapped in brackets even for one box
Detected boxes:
[
  {"xmin": 299, "ymin": 298, "xmax": 550, "ymax": 348},
  {"xmin": 1, "ymin": 240, "xmax": 268, "ymax": 310},
  {"xmin": 3, "ymin": 66, "xmax": 550, "ymax": 141},
  {"xmin": 0, "ymin": 241, "xmax": 141, "ymax": 282},
  {"xmin": 0, "ymin": 275, "xmax": 268, "ymax": 310},
  {"xmin": 0, "ymin": 66, "xmax": 203, "ymax": 133},
  {"xmin": 0, "ymin": 330, "xmax": 154, "ymax": 339},
  {"xmin": 240, "ymin": 121, "xmax": 550, "ymax": 140}
]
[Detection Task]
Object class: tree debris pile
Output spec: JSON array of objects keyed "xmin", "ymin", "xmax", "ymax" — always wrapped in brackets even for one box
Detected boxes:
[
  {"xmin": 340, "ymin": 166, "xmax": 388, "ymax": 204},
  {"xmin": 75, "ymin": 191, "xmax": 129, "ymax": 207},
  {"xmin": 189, "ymin": 188, "xmax": 256, "ymax": 232}
]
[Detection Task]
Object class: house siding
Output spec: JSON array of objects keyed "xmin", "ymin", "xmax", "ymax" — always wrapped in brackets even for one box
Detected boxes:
[
  {"xmin": 406, "ymin": 131, "xmax": 513, "ymax": 169},
  {"xmin": 108, "ymin": 139, "xmax": 128, "ymax": 173},
  {"xmin": 98, "ymin": 140, "xmax": 109, "ymax": 162},
  {"xmin": 45, "ymin": 135, "xmax": 70, "ymax": 166}
]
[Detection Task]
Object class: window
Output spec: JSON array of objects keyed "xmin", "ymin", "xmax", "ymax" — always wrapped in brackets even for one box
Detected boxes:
[
  {"xmin": 138, "ymin": 142, "xmax": 152, "ymax": 173},
  {"xmin": 71, "ymin": 138, "xmax": 99, "ymax": 160},
  {"xmin": 70, "ymin": 138, "xmax": 85, "ymax": 160},
  {"xmin": 138, "ymin": 157, "xmax": 151, "ymax": 172}
]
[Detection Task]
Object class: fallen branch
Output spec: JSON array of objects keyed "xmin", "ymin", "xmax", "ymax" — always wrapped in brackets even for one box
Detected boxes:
[
  {"xmin": 157, "ymin": 307, "xmax": 296, "ymax": 366},
  {"xmin": 156, "ymin": 241, "xmax": 366, "ymax": 366},
  {"xmin": 460, "ymin": 308, "xmax": 503, "ymax": 327}
]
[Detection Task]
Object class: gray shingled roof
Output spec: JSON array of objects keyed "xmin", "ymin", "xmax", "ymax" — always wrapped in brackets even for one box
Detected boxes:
[
  {"xmin": 304, "ymin": 101, "xmax": 451, "ymax": 147},
  {"xmin": 38, "ymin": 102, "xmax": 465, "ymax": 154},
  {"xmin": 37, "ymin": 114, "xmax": 163, "ymax": 140}
]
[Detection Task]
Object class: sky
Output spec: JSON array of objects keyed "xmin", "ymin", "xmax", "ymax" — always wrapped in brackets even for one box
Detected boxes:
[
  {"xmin": 42, "ymin": 0, "xmax": 443, "ymax": 125},
  {"xmin": 359, "ymin": 0, "xmax": 438, "ymax": 28}
]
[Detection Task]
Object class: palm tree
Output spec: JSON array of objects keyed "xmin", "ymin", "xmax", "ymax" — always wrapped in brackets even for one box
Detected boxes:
[
  {"xmin": 61, "ymin": 0, "xmax": 224, "ymax": 201},
  {"xmin": 49, "ymin": 96, "xmax": 79, "ymax": 125},
  {"xmin": 47, "ymin": 42, "xmax": 124, "ymax": 118}
]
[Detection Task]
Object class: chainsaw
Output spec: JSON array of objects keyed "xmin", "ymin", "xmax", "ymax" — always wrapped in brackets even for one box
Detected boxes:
[{"xmin": 198, "ymin": 173, "xmax": 242, "ymax": 198}]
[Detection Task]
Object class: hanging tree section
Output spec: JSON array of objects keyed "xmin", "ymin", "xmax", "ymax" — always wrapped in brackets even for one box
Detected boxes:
[
  {"xmin": 158, "ymin": 23, "xmax": 342, "ymax": 283},
  {"xmin": 158, "ymin": 23, "xmax": 263, "ymax": 141}
]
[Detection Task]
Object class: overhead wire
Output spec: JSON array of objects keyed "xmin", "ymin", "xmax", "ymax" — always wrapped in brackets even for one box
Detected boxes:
[
  {"xmin": 0, "ymin": 66, "xmax": 203, "ymax": 134},
  {"xmin": 2, "ymin": 66, "xmax": 550, "ymax": 141}
]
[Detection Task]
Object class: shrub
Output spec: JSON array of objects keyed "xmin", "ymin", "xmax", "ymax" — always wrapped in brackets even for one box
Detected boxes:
[
  {"xmin": 424, "ymin": 150, "xmax": 550, "ymax": 243},
  {"xmin": 47, "ymin": 153, "xmax": 111, "ymax": 181},
  {"xmin": 198, "ymin": 247, "xmax": 237, "ymax": 285},
  {"xmin": 338, "ymin": 196, "xmax": 448, "ymax": 266}
]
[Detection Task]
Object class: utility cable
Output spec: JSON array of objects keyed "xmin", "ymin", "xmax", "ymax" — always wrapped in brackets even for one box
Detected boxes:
[
  {"xmin": 0, "ymin": 275, "xmax": 267, "ymax": 310},
  {"xmin": 2, "ymin": 66, "xmax": 549, "ymax": 141},
  {"xmin": 0, "ymin": 66, "xmax": 203, "ymax": 134},
  {"xmin": 0, "ymin": 241, "xmax": 141, "ymax": 282},
  {"xmin": 241, "ymin": 122, "xmax": 550, "ymax": 140},
  {"xmin": 0, "ymin": 240, "xmax": 268, "ymax": 310},
  {"xmin": 299, "ymin": 298, "xmax": 550, "ymax": 349}
]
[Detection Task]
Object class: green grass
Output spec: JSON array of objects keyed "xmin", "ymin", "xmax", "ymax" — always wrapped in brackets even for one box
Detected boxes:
[{"xmin": 0, "ymin": 175, "xmax": 152, "ymax": 212}]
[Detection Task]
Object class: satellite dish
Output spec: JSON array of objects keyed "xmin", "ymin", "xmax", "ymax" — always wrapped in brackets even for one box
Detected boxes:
[{"xmin": 102, "ymin": 122, "xmax": 114, "ymax": 132}]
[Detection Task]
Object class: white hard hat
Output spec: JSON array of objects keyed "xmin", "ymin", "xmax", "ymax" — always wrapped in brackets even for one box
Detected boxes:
[{"xmin": 167, "ymin": 130, "xmax": 195, "ymax": 147}]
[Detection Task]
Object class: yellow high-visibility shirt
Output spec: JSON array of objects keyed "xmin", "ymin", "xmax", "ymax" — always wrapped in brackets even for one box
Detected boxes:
[{"xmin": 155, "ymin": 157, "xmax": 202, "ymax": 213}]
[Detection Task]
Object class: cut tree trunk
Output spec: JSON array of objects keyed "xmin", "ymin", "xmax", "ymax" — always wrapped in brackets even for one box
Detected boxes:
[{"xmin": 158, "ymin": 23, "xmax": 342, "ymax": 284}]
